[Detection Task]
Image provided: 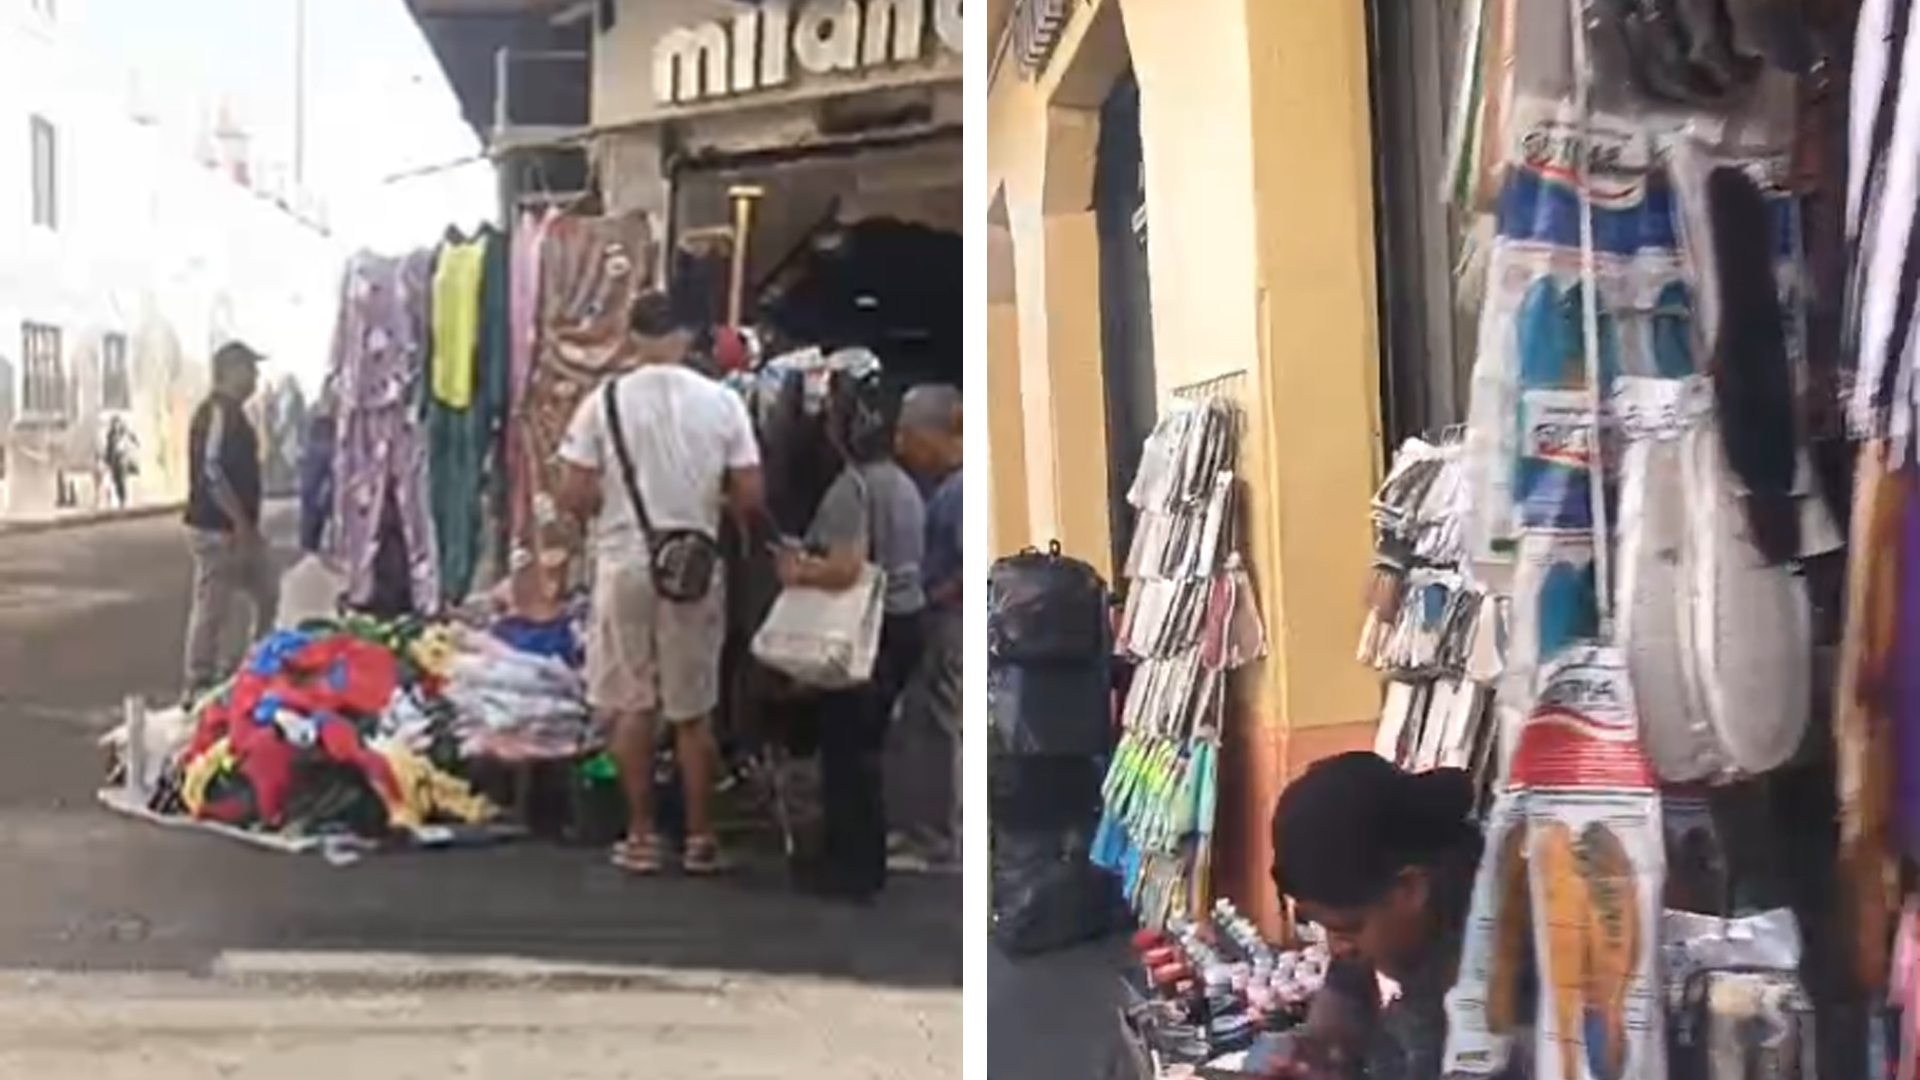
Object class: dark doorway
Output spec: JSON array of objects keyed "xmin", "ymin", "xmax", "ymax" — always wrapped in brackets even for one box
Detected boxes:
[
  {"xmin": 1094, "ymin": 70, "xmax": 1157, "ymax": 575},
  {"xmin": 762, "ymin": 217, "xmax": 963, "ymax": 394}
]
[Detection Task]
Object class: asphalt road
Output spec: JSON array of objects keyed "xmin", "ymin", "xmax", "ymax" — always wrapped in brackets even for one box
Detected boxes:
[{"xmin": 0, "ymin": 506, "xmax": 961, "ymax": 989}]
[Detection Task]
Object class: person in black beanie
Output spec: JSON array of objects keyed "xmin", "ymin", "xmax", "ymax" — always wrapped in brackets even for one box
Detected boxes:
[{"xmin": 1266, "ymin": 753, "xmax": 1515, "ymax": 1080}]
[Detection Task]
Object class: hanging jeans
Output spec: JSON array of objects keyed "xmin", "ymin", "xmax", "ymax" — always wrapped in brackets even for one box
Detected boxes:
[
  {"xmin": 336, "ymin": 405, "xmax": 439, "ymax": 614},
  {"xmin": 813, "ymin": 612, "xmax": 924, "ymax": 897}
]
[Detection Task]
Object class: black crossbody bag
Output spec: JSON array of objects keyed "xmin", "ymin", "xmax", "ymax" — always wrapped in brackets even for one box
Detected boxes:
[{"xmin": 603, "ymin": 378, "xmax": 722, "ymax": 603}]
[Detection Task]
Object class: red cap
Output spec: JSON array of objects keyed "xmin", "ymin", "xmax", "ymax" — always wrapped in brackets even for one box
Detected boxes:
[{"xmin": 713, "ymin": 327, "xmax": 750, "ymax": 373}]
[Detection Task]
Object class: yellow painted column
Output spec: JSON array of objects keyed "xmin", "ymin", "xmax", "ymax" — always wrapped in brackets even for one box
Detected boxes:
[
  {"xmin": 1114, "ymin": 0, "xmax": 1384, "ymax": 937},
  {"xmin": 1001, "ymin": 104, "xmax": 1114, "ymax": 580},
  {"xmin": 1242, "ymin": 0, "xmax": 1385, "ymax": 738},
  {"xmin": 1235, "ymin": 0, "xmax": 1386, "ymax": 935},
  {"xmin": 986, "ymin": 299, "xmax": 1030, "ymax": 555}
]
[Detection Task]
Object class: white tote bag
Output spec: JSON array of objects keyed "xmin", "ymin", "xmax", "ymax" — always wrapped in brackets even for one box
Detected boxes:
[{"xmin": 751, "ymin": 563, "xmax": 886, "ymax": 689}]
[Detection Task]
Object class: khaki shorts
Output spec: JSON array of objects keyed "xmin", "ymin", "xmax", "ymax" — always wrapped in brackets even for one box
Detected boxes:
[{"xmin": 584, "ymin": 558, "xmax": 726, "ymax": 722}]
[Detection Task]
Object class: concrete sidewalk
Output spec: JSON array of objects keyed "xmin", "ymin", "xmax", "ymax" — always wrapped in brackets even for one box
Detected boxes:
[
  {"xmin": 0, "ymin": 967, "xmax": 960, "ymax": 1078},
  {"xmin": 0, "ymin": 500, "xmax": 185, "ymax": 535}
]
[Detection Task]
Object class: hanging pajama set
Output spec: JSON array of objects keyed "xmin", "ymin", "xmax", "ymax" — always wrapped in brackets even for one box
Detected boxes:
[
  {"xmin": 513, "ymin": 212, "xmax": 655, "ymax": 597},
  {"xmin": 505, "ymin": 209, "xmax": 550, "ymax": 553},
  {"xmin": 426, "ymin": 230, "xmax": 511, "ymax": 605},
  {"xmin": 330, "ymin": 251, "xmax": 441, "ymax": 614}
]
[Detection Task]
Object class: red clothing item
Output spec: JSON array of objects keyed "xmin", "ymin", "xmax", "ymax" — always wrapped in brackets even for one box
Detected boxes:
[{"xmin": 186, "ymin": 633, "xmax": 408, "ymax": 828}]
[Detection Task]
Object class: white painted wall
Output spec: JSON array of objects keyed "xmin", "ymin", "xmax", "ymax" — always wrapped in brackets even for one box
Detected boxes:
[{"xmin": 0, "ymin": 0, "xmax": 344, "ymax": 514}]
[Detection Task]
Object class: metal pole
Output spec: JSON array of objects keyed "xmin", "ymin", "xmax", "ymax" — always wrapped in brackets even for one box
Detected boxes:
[
  {"xmin": 293, "ymin": 0, "xmax": 308, "ymax": 185},
  {"xmin": 725, "ymin": 184, "xmax": 764, "ymax": 327}
]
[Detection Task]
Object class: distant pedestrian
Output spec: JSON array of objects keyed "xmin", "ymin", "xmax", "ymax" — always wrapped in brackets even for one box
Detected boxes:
[
  {"xmin": 181, "ymin": 342, "xmax": 279, "ymax": 702},
  {"xmin": 101, "ymin": 415, "xmax": 138, "ymax": 509},
  {"xmin": 892, "ymin": 383, "xmax": 963, "ymax": 869},
  {"xmin": 298, "ymin": 378, "xmax": 337, "ymax": 557}
]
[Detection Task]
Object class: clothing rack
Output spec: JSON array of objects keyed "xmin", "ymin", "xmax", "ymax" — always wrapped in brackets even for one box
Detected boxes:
[{"xmin": 1093, "ymin": 393, "xmax": 1268, "ymax": 930}]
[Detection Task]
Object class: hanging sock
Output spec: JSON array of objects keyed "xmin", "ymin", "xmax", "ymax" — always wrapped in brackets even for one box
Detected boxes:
[
  {"xmin": 1536, "ymin": 556, "xmax": 1600, "ymax": 662},
  {"xmin": 1650, "ymin": 280, "xmax": 1696, "ymax": 378}
]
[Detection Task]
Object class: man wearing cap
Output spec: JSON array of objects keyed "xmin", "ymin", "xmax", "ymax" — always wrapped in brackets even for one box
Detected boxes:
[
  {"xmin": 557, "ymin": 291, "xmax": 766, "ymax": 875},
  {"xmin": 181, "ymin": 341, "xmax": 279, "ymax": 700}
]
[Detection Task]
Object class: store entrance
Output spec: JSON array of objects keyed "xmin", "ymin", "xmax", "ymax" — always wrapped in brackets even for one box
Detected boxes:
[
  {"xmin": 759, "ymin": 215, "xmax": 964, "ymax": 393},
  {"xmin": 669, "ymin": 136, "xmax": 963, "ymax": 396},
  {"xmin": 1095, "ymin": 69, "xmax": 1157, "ymax": 575}
]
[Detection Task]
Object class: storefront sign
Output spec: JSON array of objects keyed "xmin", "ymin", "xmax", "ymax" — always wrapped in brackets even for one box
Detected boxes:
[{"xmin": 653, "ymin": 0, "xmax": 963, "ymax": 107}]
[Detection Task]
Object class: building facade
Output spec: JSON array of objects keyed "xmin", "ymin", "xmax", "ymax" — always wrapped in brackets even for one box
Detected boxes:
[
  {"xmin": 985, "ymin": 0, "xmax": 1394, "ymax": 935},
  {"xmin": 0, "ymin": 0, "xmax": 339, "ymax": 514},
  {"xmin": 412, "ymin": 0, "xmax": 961, "ymax": 374}
]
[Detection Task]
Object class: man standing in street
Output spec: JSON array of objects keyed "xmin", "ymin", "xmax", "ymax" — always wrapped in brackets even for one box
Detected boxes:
[
  {"xmin": 182, "ymin": 341, "xmax": 278, "ymax": 701},
  {"xmin": 556, "ymin": 292, "xmax": 766, "ymax": 876},
  {"xmin": 893, "ymin": 383, "xmax": 963, "ymax": 869}
]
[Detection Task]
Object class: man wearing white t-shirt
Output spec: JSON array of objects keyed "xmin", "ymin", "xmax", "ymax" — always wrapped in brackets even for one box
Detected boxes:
[{"xmin": 557, "ymin": 292, "xmax": 765, "ymax": 875}]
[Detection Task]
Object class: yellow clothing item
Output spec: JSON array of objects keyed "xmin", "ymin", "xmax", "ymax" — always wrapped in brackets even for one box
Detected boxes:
[
  {"xmin": 408, "ymin": 623, "xmax": 457, "ymax": 679},
  {"xmin": 370, "ymin": 740, "xmax": 498, "ymax": 830},
  {"xmin": 178, "ymin": 736, "xmax": 236, "ymax": 819},
  {"xmin": 430, "ymin": 239, "xmax": 488, "ymax": 409}
]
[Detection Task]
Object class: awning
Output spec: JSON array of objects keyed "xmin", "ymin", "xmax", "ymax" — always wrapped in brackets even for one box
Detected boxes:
[{"xmin": 404, "ymin": 2, "xmax": 588, "ymax": 136}]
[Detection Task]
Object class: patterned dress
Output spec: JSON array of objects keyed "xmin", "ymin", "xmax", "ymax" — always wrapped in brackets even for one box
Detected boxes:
[{"xmin": 511, "ymin": 212, "xmax": 655, "ymax": 598}]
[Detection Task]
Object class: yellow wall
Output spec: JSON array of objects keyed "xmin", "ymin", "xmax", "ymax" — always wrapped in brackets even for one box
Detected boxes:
[{"xmin": 986, "ymin": 0, "xmax": 1385, "ymax": 936}]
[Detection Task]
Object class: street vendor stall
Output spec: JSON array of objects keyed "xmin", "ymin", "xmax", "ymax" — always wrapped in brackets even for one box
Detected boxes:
[
  {"xmin": 1074, "ymin": 0, "xmax": 1915, "ymax": 1074},
  {"xmin": 98, "ymin": 199, "xmax": 923, "ymax": 862}
]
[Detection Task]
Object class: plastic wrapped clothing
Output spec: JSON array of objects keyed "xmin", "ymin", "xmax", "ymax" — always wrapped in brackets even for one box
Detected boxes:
[
  {"xmin": 988, "ymin": 545, "xmax": 1109, "ymax": 665},
  {"xmin": 988, "ymin": 662, "xmax": 1115, "ymax": 758},
  {"xmin": 990, "ymin": 826, "xmax": 1128, "ymax": 956},
  {"xmin": 989, "ymin": 752, "xmax": 1106, "ymax": 832},
  {"xmin": 277, "ymin": 554, "xmax": 346, "ymax": 630}
]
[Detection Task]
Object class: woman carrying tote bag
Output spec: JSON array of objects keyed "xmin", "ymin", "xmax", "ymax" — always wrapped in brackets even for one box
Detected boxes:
[{"xmin": 772, "ymin": 369, "xmax": 927, "ymax": 902}]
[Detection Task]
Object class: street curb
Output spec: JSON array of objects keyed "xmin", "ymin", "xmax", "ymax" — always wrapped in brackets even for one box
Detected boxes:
[
  {"xmin": 0, "ymin": 501, "xmax": 184, "ymax": 536},
  {"xmin": 205, "ymin": 950, "xmax": 740, "ymax": 994}
]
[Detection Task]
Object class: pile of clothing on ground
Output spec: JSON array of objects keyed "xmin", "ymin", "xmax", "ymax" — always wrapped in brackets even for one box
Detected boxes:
[{"xmin": 102, "ymin": 608, "xmax": 594, "ymax": 850}]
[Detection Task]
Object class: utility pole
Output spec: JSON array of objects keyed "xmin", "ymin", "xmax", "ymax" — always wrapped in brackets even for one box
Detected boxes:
[{"xmin": 293, "ymin": 0, "xmax": 307, "ymax": 185}]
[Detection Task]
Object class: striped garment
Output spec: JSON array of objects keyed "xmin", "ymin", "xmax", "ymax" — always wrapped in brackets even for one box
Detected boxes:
[{"xmin": 1845, "ymin": 0, "xmax": 1920, "ymax": 458}]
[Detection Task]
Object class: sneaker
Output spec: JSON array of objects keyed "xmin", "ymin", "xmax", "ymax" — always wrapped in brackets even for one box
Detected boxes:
[
  {"xmin": 919, "ymin": 843, "xmax": 961, "ymax": 874},
  {"xmin": 886, "ymin": 848, "xmax": 932, "ymax": 873}
]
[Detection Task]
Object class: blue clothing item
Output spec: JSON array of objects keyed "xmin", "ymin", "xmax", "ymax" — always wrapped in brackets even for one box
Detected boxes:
[
  {"xmin": 490, "ymin": 615, "xmax": 581, "ymax": 667},
  {"xmin": 298, "ymin": 413, "xmax": 336, "ymax": 554},
  {"xmin": 921, "ymin": 467, "xmax": 962, "ymax": 609}
]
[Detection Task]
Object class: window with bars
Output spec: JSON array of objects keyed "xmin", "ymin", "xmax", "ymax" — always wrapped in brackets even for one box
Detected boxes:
[
  {"xmin": 101, "ymin": 332, "xmax": 129, "ymax": 411},
  {"xmin": 20, "ymin": 323, "xmax": 64, "ymax": 419},
  {"xmin": 29, "ymin": 115, "xmax": 56, "ymax": 230}
]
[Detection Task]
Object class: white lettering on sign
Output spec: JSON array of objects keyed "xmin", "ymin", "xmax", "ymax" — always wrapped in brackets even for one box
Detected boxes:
[{"xmin": 653, "ymin": 0, "xmax": 963, "ymax": 106}]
